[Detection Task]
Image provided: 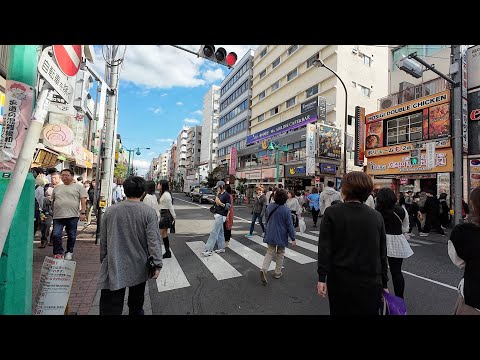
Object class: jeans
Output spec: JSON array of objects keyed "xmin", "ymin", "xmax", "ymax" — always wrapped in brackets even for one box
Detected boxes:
[
  {"xmin": 99, "ymin": 282, "xmax": 146, "ymax": 315},
  {"xmin": 41, "ymin": 214, "xmax": 53, "ymax": 241},
  {"xmin": 205, "ymin": 215, "xmax": 225, "ymax": 252},
  {"xmin": 261, "ymin": 244, "xmax": 285, "ymax": 275},
  {"xmin": 52, "ymin": 217, "xmax": 79, "ymax": 255},
  {"xmin": 249, "ymin": 213, "xmax": 265, "ymax": 235},
  {"xmin": 311, "ymin": 208, "xmax": 320, "ymax": 225}
]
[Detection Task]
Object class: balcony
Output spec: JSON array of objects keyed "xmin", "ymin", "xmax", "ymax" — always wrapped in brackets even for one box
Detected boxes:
[{"xmin": 377, "ymin": 78, "xmax": 449, "ymax": 110}]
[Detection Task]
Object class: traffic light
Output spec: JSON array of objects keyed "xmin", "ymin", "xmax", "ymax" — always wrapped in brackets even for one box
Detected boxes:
[
  {"xmin": 198, "ymin": 45, "xmax": 237, "ymax": 68},
  {"xmin": 410, "ymin": 149, "xmax": 420, "ymax": 165}
]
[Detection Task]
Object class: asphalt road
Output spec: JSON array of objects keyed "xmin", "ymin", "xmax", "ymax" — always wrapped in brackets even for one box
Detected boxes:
[{"xmin": 147, "ymin": 193, "xmax": 462, "ymax": 315}]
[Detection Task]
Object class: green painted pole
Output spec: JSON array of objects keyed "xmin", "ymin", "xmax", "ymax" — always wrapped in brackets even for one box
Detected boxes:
[
  {"xmin": 275, "ymin": 147, "xmax": 280, "ymax": 186},
  {"xmin": 126, "ymin": 149, "xmax": 132, "ymax": 177},
  {"xmin": 0, "ymin": 45, "xmax": 38, "ymax": 315}
]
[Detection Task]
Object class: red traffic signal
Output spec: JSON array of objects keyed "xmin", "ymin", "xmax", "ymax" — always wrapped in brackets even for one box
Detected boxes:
[
  {"xmin": 226, "ymin": 52, "xmax": 237, "ymax": 67},
  {"xmin": 198, "ymin": 45, "xmax": 237, "ymax": 68}
]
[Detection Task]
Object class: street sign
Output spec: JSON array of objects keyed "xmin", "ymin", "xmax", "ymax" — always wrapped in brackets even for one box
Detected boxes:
[
  {"xmin": 426, "ymin": 142, "xmax": 436, "ymax": 169},
  {"xmin": 53, "ymin": 45, "xmax": 82, "ymax": 77},
  {"xmin": 38, "ymin": 50, "xmax": 74, "ymax": 103}
]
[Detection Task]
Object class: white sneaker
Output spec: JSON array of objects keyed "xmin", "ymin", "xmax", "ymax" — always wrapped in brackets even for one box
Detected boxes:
[
  {"xmin": 261, "ymin": 232, "xmax": 265, "ymax": 238},
  {"xmin": 64, "ymin": 252, "xmax": 73, "ymax": 260},
  {"xmin": 202, "ymin": 251, "xmax": 213, "ymax": 257},
  {"xmin": 225, "ymin": 241, "xmax": 229, "ymax": 248},
  {"xmin": 214, "ymin": 249, "xmax": 225, "ymax": 253}
]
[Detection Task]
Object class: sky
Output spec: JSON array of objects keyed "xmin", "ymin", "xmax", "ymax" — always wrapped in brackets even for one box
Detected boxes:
[{"xmin": 92, "ymin": 45, "xmax": 258, "ymax": 176}]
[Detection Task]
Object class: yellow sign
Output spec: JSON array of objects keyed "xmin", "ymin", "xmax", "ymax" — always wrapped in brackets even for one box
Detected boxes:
[
  {"xmin": 366, "ymin": 90, "xmax": 450, "ymax": 123},
  {"xmin": 99, "ymin": 200, "xmax": 107, "ymax": 208},
  {"xmin": 261, "ymin": 139, "xmax": 269, "ymax": 150},
  {"xmin": 366, "ymin": 139, "xmax": 451, "ymax": 158},
  {"xmin": 366, "ymin": 148, "xmax": 453, "ymax": 176}
]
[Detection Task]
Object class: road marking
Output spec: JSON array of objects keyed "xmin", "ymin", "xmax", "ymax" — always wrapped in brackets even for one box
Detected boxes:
[
  {"xmin": 401, "ymin": 270, "xmax": 458, "ymax": 291},
  {"xmin": 155, "ymin": 245, "xmax": 191, "ymax": 292},
  {"xmin": 295, "ymin": 231, "xmax": 318, "ymax": 242},
  {"xmin": 187, "ymin": 241, "xmax": 242, "ymax": 280},
  {"xmin": 408, "ymin": 238, "xmax": 434, "ymax": 245},
  {"xmin": 311, "ymin": 231, "xmax": 319, "ymax": 235},
  {"xmin": 228, "ymin": 238, "xmax": 275, "ymax": 271},
  {"xmin": 247, "ymin": 235, "xmax": 316, "ymax": 264},
  {"xmin": 294, "ymin": 239, "xmax": 318, "ymax": 252},
  {"xmin": 407, "ymin": 242, "xmax": 421, "ymax": 247}
]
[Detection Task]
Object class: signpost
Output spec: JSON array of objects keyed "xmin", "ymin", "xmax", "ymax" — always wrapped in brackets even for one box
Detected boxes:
[
  {"xmin": 53, "ymin": 45, "xmax": 82, "ymax": 77},
  {"xmin": 38, "ymin": 49, "xmax": 74, "ymax": 103}
]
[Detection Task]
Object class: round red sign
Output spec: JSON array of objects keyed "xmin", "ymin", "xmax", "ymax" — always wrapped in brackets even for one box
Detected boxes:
[{"xmin": 53, "ymin": 45, "xmax": 82, "ymax": 77}]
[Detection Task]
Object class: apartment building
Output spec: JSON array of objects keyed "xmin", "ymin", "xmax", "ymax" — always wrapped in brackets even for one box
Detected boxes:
[
  {"xmin": 217, "ymin": 49, "xmax": 254, "ymax": 173},
  {"xmin": 200, "ymin": 85, "xmax": 220, "ymax": 173},
  {"xmin": 175, "ymin": 126, "xmax": 189, "ymax": 185},
  {"xmin": 237, "ymin": 45, "xmax": 388, "ymax": 190}
]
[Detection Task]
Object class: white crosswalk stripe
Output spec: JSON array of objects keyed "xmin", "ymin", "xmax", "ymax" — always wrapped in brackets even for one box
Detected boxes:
[
  {"xmin": 247, "ymin": 235, "xmax": 316, "ymax": 264},
  {"xmin": 228, "ymin": 239, "xmax": 276, "ymax": 271},
  {"xmin": 408, "ymin": 238, "xmax": 435, "ymax": 245},
  {"xmin": 155, "ymin": 245, "xmax": 190, "ymax": 293},
  {"xmin": 295, "ymin": 231, "xmax": 318, "ymax": 242}
]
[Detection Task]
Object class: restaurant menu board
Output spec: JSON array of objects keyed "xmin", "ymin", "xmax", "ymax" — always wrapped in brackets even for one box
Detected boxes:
[
  {"xmin": 365, "ymin": 120, "xmax": 383, "ymax": 149},
  {"xmin": 470, "ymin": 159, "xmax": 480, "ymax": 193},
  {"xmin": 33, "ymin": 257, "xmax": 76, "ymax": 315},
  {"xmin": 428, "ymin": 103, "xmax": 450, "ymax": 139}
]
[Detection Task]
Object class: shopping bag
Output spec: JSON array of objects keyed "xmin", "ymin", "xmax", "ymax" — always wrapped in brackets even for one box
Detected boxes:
[
  {"xmin": 380, "ymin": 290, "xmax": 407, "ymax": 315},
  {"xmin": 299, "ymin": 218, "xmax": 306, "ymax": 233}
]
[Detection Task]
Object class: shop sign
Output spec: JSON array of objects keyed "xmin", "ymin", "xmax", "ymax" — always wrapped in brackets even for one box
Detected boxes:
[
  {"xmin": 318, "ymin": 125, "xmax": 342, "ymax": 159},
  {"xmin": 366, "ymin": 149, "xmax": 453, "ymax": 176},
  {"xmin": 285, "ymin": 164, "xmax": 306, "ymax": 177},
  {"xmin": 365, "ymin": 139, "xmax": 450, "ymax": 158},
  {"xmin": 319, "ymin": 163, "xmax": 336, "ymax": 174},
  {"xmin": 32, "ymin": 149, "xmax": 59, "ymax": 168}
]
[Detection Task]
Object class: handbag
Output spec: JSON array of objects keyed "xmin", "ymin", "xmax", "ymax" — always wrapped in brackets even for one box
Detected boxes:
[
  {"xmin": 380, "ymin": 290, "xmax": 407, "ymax": 315},
  {"xmin": 291, "ymin": 211, "xmax": 299, "ymax": 228},
  {"xmin": 209, "ymin": 205, "xmax": 216, "ymax": 214},
  {"xmin": 170, "ymin": 220, "xmax": 176, "ymax": 234}
]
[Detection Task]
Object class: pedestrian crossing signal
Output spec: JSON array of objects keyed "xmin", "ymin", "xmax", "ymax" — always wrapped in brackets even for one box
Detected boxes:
[{"xmin": 410, "ymin": 150, "xmax": 420, "ymax": 165}]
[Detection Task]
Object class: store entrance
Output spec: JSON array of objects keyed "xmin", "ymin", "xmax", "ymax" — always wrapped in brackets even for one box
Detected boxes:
[
  {"xmin": 284, "ymin": 178, "xmax": 313, "ymax": 193},
  {"xmin": 420, "ymin": 178, "xmax": 437, "ymax": 193}
]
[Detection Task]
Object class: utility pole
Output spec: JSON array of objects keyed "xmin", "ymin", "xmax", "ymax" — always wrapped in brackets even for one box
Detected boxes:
[{"xmin": 95, "ymin": 45, "xmax": 125, "ymax": 244}]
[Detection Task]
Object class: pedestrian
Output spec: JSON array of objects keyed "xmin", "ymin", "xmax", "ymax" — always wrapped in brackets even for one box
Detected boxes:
[
  {"xmin": 202, "ymin": 181, "xmax": 231, "ymax": 256},
  {"xmin": 449, "ymin": 186, "xmax": 480, "ymax": 315},
  {"xmin": 376, "ymin": 187, "xmax": 413, "ymax": 299},
  {"xmin": 439, "ymin": 193, "xmax": 451, "ymax": 229},
  {"xmin": 77, "ymin": 176, "xmax": 83, "ymax": 185},
  {"xmin": 317, "ymin": 171, "xmax": 389, "ymax": 315},
  {"xmin": 265, "ymin": 186, "xmax": 273, "ymax": 204},
  {"xmin": 97, "ymin": 176, "xmax": 163, "ymax": 315},
  {"xmin": 420, "ymin": 189, "xmax": 445, "ymax": 236},
  {"xmin": 260, "ymin": 189, "xmax": 296, "ymax": 284},
  {"xmin": 41, "ymin": 172, "xmax": 61, "ymax": 247},
  {"xmin": 320, "ymin": 180, "xmax": 342, "ymax": 215},
  {"xmin": 34, "ymin": 175, "xmax": 48, "ymax": 238},
  {"xmin": 286, "ymin": 190, "xmax": 302, "ymax": 228},
  {"xmin": 408, "ymin": 195, "xmax": 422, "ymax": 234},
  {"xmin": 365, "ymin": 192, "xmax": 375, "ymax": 209},
  {"xmin": 224, "ymin": 184, "xmax": 234, "ymax": 248},
  {"xmin": 112, "ymin": 178, "xmax": 126, "ymax": 204},
  {"xmin": 46, "ymin": 168, "xmax": 58, "ymax": 184},
  {"xmin": 51, "ymin": 169, "xmax": 88, "ymax": 260},
  {"xmin": 142, "ymin": 180, "xmax": 160, "ymax": 221},
  {"xmin": 306, "ymin": 187, "xmax": 320, "ymax": 227},
  {"xmin": 158, "ymin": 180, "xmax": 176, "ymax": 258},
  {"xmin": 246, "ymin": 186, "xmax": 266, "ymax": 237},
  {"xmin": 86, "ymin": 179, "xmax": 96, "ymax": 226}
]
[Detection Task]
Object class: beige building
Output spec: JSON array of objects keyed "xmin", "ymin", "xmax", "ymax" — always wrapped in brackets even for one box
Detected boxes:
[{"xmin": 238, "ymin": 45, "xmax": 389, "ymax": 190}]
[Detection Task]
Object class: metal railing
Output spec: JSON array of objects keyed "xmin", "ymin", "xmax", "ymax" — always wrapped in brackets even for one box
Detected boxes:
[
  {"xmin": 0, "ymin": 45, "xmax": 9, "ymax": 78},
  {"xmin": 377, "ymin": 78, "xmax": 449, "ymax": 110}
]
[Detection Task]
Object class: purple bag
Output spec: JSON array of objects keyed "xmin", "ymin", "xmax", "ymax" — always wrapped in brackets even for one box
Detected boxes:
[{"xmin": 380, "ymin": 290, "xmax": 407, "ymax": 315}]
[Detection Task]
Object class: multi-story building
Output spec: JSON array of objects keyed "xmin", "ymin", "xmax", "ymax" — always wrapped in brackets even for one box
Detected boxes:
[
  {"xmin": 237, "ymin": 45, "xmax": 389, "ymax": 191},
  {"xmin": 185, "ymin": 125, "xmax": 202, "ymax": 182},
  {"xmin": 200, "ymin": 85, "xmax": 220, "ymax": 173},
  {"xmin": 217, "ymin": 49, "xmax": 254, "ymax": 176},
  {"xmin": 169, "ymin": 142, "xmax": 177, "ymax": 186},
  {"xmin": 160, "ymin": 151, "xmax": 170, "ymax": 181},
  {"xmin": 175, "ymin": 126, "xmax": 189, "ymax": 188}
]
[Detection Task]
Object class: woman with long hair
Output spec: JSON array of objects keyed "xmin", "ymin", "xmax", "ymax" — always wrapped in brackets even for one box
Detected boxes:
[
  {"xmin": 158, "ymin": 180, "xmax": 176, "ymax": 258},
  {"xmin": 224, "ymin": 185, "xmax": 234, "ymax": 248},
  {"xmin": 449, "ymin": 187, "xmax": 480, "ymax": 315},
  {"xmin": 376, "ymin": 188, "xmax": 413, "ymax": 299},
  {"xmin": 317, "ymin": 172, "xmax": 388, "ymax": 315},
  {"xmin": 142, "ymin": 180, "xmax": 159, "ymax": 221}
]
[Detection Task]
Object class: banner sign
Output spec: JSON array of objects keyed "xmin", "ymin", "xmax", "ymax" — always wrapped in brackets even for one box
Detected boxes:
[
  {"xmin": 317, "ymin": 125, "xmax": 342, "ymax": 159},
  {"xmin": 355, "ymin": 106, "xmax": 366, "ymax": 166},
  {"xmin": 320, "ymin": 163, "xmax": 337, "ymax": 174},
  {"xmin": 0, "ymin": 80, "xmax": 34, "ymax": 171},
  {"xmin": 306, "ymin": 123, "xmax": 316, "ymax": 176},
  {"xmin": 229, "ymin": 146, "xmax": 237, "ymax": 175},
  {"xmin": 246, "ymin": 109, "xmax": 317, "ymax": 145}
]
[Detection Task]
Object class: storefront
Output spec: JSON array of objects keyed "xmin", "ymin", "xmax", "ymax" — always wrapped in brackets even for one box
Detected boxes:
[
  {"xmin": 236, "ymin": 166, "xmax": 283, "ymax": 187},
  {"xmin": 364, "ymin": 90, "xmax": 453, "ymax": 198}
]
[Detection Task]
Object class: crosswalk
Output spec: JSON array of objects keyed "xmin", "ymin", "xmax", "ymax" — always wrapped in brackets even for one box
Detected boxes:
[{"xmin": 155, "ymin": 229, "xmax": 436, "ymax": 293}]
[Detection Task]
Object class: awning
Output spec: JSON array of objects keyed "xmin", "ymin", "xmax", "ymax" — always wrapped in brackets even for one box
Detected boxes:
[{"xmin": 31, "ymin": 147, "xmax": 60, "ymax": 168}]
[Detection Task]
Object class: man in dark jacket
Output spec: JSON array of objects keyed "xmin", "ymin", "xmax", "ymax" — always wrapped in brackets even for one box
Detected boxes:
[
  {"xmin": 420, "ymin": 189, "xmax": 445, "ymax": 236},
  {"xmin": 246, "ymin": 187, "xmax": 267, "ymax": 237}
]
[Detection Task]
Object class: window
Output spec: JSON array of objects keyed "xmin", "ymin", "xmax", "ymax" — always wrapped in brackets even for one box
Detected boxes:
[
  {"xmin": 258, "ymin": 90, "xmax": 266, "ymax": 100},
  {"xmin": 258, "ymin": 114, "xmax": 264, "ymax": 122},
  {"xmin": 360, "ymin": 53, "xmax": 372, "ymax": 66},
  {"xmin": 287, "ymin": 45, "xmax": 298, "ymax": 55},
  {"xmin": 271, "ymin": 80, "xmax": 280, "ymax": 92},
  {"xmin": 272, "ymin": 57, "xmax": 280, "ymax": 69},
  {"xmin": 286, "ymin": 97, "xmax": 296, "ymax": 108},
  {"xmin": 287, "ymin": 68, "xmax": 297, "ymax": 81},
  {"xmin": 270, "ymin": 106, "xmax": 279, "ymax": 116},
  {"xmin": 359, "ymin": 84, "xmax": 370, "ymax": 97},
  {"xmin": 307, "ymin": 53, "xmax": 319, "ymax": 68},
  {"xmin": 259, "ymin": 69, "xmax": 266, "ymax": 79},
  {"xmin": 306, "ymin": 84, "xmax": 318, "ymax": 98},
  {"xmin": 260, "ymin": 48, "xmax": 267, "ymax": 58},
  {"xmin": 386, "ymin": 112, "xmax": 423, "ymax": 145}
]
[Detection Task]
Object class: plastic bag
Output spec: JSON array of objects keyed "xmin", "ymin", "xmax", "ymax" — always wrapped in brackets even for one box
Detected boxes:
[
  {"xmin": 299, "ymin": 218, "xmax": 306, "ymax": 233},
  {"xmin": 380, "ymin": 290, "xmax": 407, "ymax": 315}
]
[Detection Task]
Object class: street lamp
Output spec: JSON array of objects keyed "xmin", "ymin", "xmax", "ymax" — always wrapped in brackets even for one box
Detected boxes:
[
  {"xmin": 123, "ymin": 146, "xmax": 151, "ymax": 177},
  {"xmin": 313, "ymin": 59, "xmax": 348, "ymax": 176},
  {"xmin": 267, "ymin": 140, "xmax": 289, "ymax": 186}
]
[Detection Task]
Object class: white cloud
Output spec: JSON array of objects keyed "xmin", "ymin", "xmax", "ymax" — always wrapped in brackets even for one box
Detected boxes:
[
  {"xmin": 93, "ymin": 45, "xmax": 258, "ymax": 89},
  {"xmin": 203, "ymin": 68, "xmax": 225, "ymax": 83},
  {"xmin": 132, "ymin": 159, "xmax": 151, "ymax": 172},
  {"xmin": 148, "ymin": 151, "xmax": 156, "ymax": 156},
  {"xmin": 161, "ymin": 93, "xmax": 168, "ymax": 96},
  {"xmin": 192, "ymin": 109, "xmax": 203, "ymax": 116},
  {"xmin": 149, "ymin": 107, "xmax": 163, "ymax": 114},
  {"xmin": 136, "ymin": 89, "xmax": 150, "ymax": 96},
  {"xmin": 176, "ymin": 102, "xmax": 184, "ymax": 106},
  {"xmin": 155, "ymin": 138, "xmax": 175, "ymax": 143},
  {"xmin": 184, "ymin": 118, "xmax": 200, "ymax": 125}
]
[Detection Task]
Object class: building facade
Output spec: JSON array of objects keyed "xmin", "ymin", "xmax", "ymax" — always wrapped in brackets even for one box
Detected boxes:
[
  {"xmin": 217, "ymin": 50, "xmax": 254, "ymax": 173},
  {"xmin": 200, "ymin": 85, "xmax": 220, "ymax": 172},
  {"xmin": 175, "ymin": 126, "xmax": 189, "ymax": 187},
  {"xmin": 237, "ymin": 45, "xmax": 389, "ymax": 191}
]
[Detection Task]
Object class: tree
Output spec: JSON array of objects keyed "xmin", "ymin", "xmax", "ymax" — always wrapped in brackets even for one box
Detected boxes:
[
  {"xmin": 114, "ymin": 163, "xmax": 127, "ymax": 180},
  {"xmin": 206, "ymin": 166, "xmax": 224, "ymax": 188}
]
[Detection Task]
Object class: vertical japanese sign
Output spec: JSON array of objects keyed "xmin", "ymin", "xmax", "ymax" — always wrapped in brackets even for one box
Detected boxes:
[
  {"xmin": 0, "ymin": 80, "xmax": 34, "ymax": 171},
  {"xmin": 461, "ymin": 45, "xmax": 469, "ymax": 153},
  {"xmin": 33, "ymin": 257, "xmax": 76, "ymax": 315},
  {"xmin": 426, "ymin": 141, "xmax": 436, "ymax": 170},
  {"xmin": 306, "ymin": 123, "xmax": 317, "ymax": 176},
  {"xmin": 229, "ymin": 146, "xmax": 237, "ymax": 175},
  {"xmin": 355, "ymin": 106, "xmax": 365, "ymax": 166},
  {"xmin": 0, "ymin": 91, "xmax": 5, "ymax": 125}
]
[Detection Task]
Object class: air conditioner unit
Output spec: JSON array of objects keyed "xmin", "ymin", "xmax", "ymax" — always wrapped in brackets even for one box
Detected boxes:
[{"xmin": 380, "ymin": 99, "xmax": 393, "ymax": 109}]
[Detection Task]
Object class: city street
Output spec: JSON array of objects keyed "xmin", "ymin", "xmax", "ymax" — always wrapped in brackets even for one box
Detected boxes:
[{"xmin": 145, "ymin": 193, "xmax": 463, "ymax": 315}]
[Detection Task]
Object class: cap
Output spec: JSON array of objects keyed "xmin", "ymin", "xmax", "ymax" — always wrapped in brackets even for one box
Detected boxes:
[{"xmin": 213, "ymin": 180, "xmax": 225, "ymax": 189}]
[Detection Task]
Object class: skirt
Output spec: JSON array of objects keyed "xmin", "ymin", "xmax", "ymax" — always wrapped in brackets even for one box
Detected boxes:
[
  {"xmin": 386, "ymin": 234, "xmax": 414, "ymax": 258},
  {"xmin": 159, "ymin": 209, "xmax": 172, "ymax": 229}
]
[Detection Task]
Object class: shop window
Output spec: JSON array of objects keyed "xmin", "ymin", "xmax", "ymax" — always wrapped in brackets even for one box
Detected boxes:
[{"xmin": 387, "ymin": 112, "xmax": 423, "ymax": 145}]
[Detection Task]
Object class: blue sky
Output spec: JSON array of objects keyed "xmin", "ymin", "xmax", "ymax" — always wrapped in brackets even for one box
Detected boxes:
[{"xmin": 92, "ymin": 45, "xmax": 257, "ymax": 175}]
